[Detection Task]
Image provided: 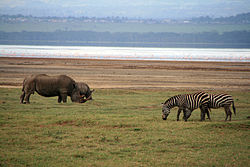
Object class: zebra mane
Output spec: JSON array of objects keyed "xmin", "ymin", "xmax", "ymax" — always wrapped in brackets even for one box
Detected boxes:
[
  {"xmin": 164, "ymin": 92, "xmax": 206, "ymax": 105},
  {"xmin": 164, "ymin": 94, "xmax": 182, "ymax": 105}
]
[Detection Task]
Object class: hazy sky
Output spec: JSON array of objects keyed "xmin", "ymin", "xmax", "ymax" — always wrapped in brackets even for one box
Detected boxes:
[{"xmin": 0, "ymin": 0, "xmax": 250, "ymax": 18}]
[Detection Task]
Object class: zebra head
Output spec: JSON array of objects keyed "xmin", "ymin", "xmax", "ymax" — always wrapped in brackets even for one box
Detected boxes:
[
  {"xmin": 161, "ymin": 96, "xmax": 177, "ymax": 120},
  {"xmin": 162, "ymin": 104, "xmax": 171, "ymax": 120}
]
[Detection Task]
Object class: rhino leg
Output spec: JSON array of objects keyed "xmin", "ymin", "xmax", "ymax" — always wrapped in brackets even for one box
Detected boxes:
[
  {"xmin": 58, "ymin": 95, "xmax": 62, "ymax": 103},
  {"xmin": 24, "ymin": 92, "xmax": 32, "ymax": 104},
  {"xmin": 20, "ymin": 91, "xmax": 25, "ymax": 104},
  {"xmin": 61, "ymin": 93, "xmax": 67, "ymax": 103}
]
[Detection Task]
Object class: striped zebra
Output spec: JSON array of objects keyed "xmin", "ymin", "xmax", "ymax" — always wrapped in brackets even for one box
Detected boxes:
[
  {"xmin": 208, "ymin": 93, "xmax": 236, "ymax": 121},
  {"xmin": 161, "ymin": 92, "xmax": 209, "ymax": 121}
]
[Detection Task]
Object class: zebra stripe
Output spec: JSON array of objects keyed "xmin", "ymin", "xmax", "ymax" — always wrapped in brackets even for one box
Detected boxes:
[
  {"xmin": 208, "ymin": 93, "xmax": 236, "ymax": 121},
  {"xmin": 209, "ymin": 94, "xmax": 233, "ymax": 108}
]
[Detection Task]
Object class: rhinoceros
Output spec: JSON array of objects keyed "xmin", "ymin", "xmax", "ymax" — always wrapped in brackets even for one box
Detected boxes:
[{"xmin": 20, "ymin": 74, "xmax": 92, "ymax": 104}]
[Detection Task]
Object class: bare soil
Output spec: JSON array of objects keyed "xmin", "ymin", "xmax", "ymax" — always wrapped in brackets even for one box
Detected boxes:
[{"xmin": 0, "ymin": 57, "xmax": 250, "ymax": 91}]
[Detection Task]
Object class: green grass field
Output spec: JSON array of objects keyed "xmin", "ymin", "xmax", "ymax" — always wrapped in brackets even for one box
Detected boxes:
[
  {"xmin": 1, "ymin": 22, "xmax": 250, "ymax": 33},
  {"xmin": 0, "ymin": 88, "xmax": 249, "ymax": 166}
]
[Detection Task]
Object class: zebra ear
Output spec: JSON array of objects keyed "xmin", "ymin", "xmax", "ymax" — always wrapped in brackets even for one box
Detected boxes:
[{"xmin": 161, "ymin": 103, "xmax": 164, "ymax": 106}]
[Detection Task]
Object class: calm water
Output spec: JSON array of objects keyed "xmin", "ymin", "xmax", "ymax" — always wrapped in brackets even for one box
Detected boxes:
[{"xmin": 0, "ymin": 45, "xmax": 250, "ymax": 62}]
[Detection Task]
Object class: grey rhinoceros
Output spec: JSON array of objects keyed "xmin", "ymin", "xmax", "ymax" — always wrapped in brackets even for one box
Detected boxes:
[{"xmin": 20, "ymin": 74, "xmax": 93, "ymax": 104}]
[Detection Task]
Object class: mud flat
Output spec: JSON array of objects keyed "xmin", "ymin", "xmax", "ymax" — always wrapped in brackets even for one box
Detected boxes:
[{"xmin": 0, "ymin": 57, "xmax": 250, "ymax": 91}]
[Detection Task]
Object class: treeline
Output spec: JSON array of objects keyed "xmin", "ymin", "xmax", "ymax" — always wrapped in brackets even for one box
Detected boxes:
[
  {"xmin": 0, "ymin": 30, "xmax": 250, "ymax": 48},
  {"xmin": 191, "ymin": 13, "xmax": 250, "ymax": 24},
  {"xmin": 1, "ymin": 12, "xmax": 250, "ymax": 24}
]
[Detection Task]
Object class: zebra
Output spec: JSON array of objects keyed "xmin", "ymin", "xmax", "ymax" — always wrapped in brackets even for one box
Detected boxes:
[
  {"xmin": 184, "ymin": 93, "xmax": 236, "ymax": 121},
  {"xmin": 208, "ymin": 93, "xmax": 236, "ymax": 121},
  {"xmin": 161, "ymin": 92, "xmax": 209, "ymax": 121}
]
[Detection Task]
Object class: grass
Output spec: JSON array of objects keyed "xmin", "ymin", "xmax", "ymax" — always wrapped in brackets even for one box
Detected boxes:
[
  {"xmin": 0, "ymin": 88, "xmax": 249, "ymax": 166},
  {"xmin": 1, "ymin": 22, "xmax": 250, "ymax": 33}
]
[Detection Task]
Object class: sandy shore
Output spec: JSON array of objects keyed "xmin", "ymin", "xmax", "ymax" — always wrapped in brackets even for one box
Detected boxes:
[{"xmin": 0, "ymin": 57, "xmax": 250, "ymax": 91}]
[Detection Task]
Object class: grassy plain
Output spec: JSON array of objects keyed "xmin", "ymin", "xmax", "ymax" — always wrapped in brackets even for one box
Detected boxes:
[
  {"xmin": 1, "ymin": 22, "xmax": 250, "ymax": 33},
  {"xmin": 0, "ymin": 57, "xmax": 250, "ymax": 166},
  {"xmin": 0, "ymin": 88, "xmax": 249, "ymax": 167}
]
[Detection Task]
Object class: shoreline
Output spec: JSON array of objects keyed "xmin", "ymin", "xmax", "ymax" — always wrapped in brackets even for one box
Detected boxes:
[
  {"xmin": 1, "ymin": 45, "xmax": 250, "ymax": 62},
  {"xmin": 2, "ymin": 56, "xmax": 250, "ymax": 63}
]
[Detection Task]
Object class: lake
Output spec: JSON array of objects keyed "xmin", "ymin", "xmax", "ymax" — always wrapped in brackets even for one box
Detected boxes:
[{"xmin": 0, "ymin": 45, "xmax": 249, "ymax": 62}]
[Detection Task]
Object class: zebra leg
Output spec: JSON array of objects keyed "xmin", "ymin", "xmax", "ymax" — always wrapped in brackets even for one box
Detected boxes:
[
  {"xmin": 224, "ymin": 106, "xmax": 231, "ymax": 121},
  {"xmin": 200, "ymin": 106, "xmax": 206, "ymax": 121},
  {"xmin": 225, "ymin": 110, "xmax": 228, "ymax": 121},
  {"xmin": 183, "ymin": 109, "xmax": 187, "ymax": 122},
  {"xmin": 200, "ymin": 111, "xmax": 205, "ymax": 121},
  {"xmin": 226, "ymin": 106, "xmax": 232, "ymax": 121},
  {"xmin": 206, "ymin": 108, "xmax": 211, "ymax": 121},
  {"xmin": 185, "ymin": 109, "xmax": 192, "ymax": 120},
  {"xmin": 177, "ymin": 108, "xmax": 182, "ymax": 121},
  {"xmin": 183, "ymin": 109, "xmax": 192, "ymax": 122},
  {"xmin": 229, "ymin": 111, "xmax": 232, "ymax": 121}
]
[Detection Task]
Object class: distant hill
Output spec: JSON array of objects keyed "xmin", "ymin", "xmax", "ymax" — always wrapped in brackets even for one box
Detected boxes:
[
  {"xmin": 1, "ymin": 13, "xmax": 250, "ymax": 48},
  {"xmin": 191, "ymin": 13, "xmax": 250, "ymax": 24}
]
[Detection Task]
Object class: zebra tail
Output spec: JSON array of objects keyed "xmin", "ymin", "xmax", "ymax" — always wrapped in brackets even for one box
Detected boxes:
[{"xmin": 232, "ymin": 101, "xmax": 236, "ymax": 116}]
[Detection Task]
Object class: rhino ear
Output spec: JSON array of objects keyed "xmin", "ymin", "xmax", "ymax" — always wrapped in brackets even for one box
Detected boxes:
[
  {"xmin": 91, "ymin": 89, "xmax": 95, "ymax": 93},
  {"xmin": 73, "ymin": 83, "xmax": 78, "ymax": 89}
]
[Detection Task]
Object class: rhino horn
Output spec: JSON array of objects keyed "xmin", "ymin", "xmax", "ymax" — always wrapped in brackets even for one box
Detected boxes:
[
  {"xmin": 85, "ymin": 95, "xmax": 93, "ymax": 101},
  {"xmin": 79, "ymin": 94, "xmax": 93, "ymax": 103}
]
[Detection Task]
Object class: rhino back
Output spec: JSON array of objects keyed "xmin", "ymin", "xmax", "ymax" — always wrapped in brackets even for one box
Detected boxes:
[{"xmin": 34, "ymin": 75, "xmax": 76, "ymax": 97}]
